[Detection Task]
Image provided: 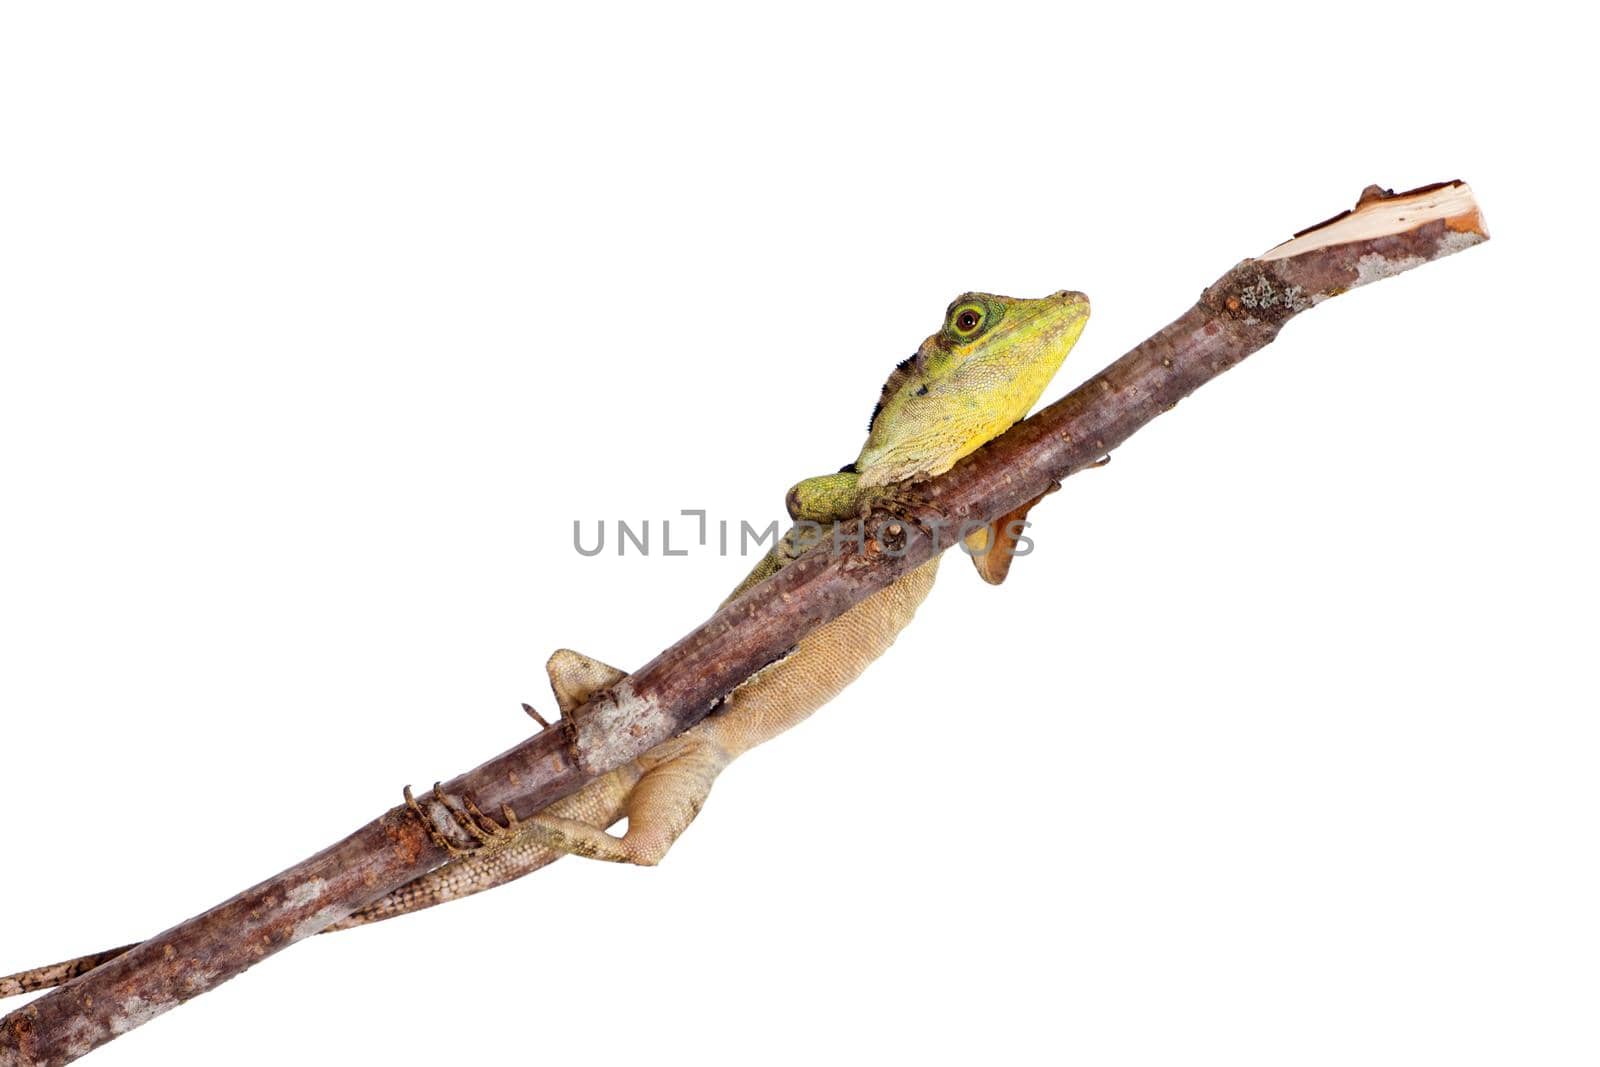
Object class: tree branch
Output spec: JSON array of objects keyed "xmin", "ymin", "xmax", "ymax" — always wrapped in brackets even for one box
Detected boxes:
[{"xmin": 0, "ymin": 181, "xmax": 1488, "ymax": 1066}]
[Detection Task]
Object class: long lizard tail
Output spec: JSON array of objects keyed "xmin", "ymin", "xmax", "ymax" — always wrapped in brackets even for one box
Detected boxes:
[
  {"xmin": 0, "ymin": 842, "xmax": 552, "ymax": 1000},
  {"xmin": 0, "ymin": 832, "xmax": 577, "ymax": 1000},
  {"xmin": 1, "ymin": 945, "xmax": 139, "ymax": 999},
  {"xmin": 3, "ymin": 765, "xmax": 638, "ymax": 1000}
]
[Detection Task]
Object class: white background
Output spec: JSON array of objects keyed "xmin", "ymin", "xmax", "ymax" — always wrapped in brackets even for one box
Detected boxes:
[{"xmin": 1, "ymin": 3, "xmax": 1594, "ymax": 1065}]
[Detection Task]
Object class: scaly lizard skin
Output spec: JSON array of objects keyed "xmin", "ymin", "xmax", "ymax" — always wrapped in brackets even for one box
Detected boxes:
[{"xmin": 1, "ymin": 289, "xmax": 1089, "ymax": 997}]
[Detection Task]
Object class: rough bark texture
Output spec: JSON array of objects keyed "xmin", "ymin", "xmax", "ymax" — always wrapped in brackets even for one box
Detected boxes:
[{"xmin": 0, "ymin": 181, "xmax": 1487, "ymax": 1066}]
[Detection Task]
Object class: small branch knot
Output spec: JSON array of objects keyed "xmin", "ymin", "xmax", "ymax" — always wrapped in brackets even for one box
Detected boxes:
[{"xmin": 1357, "ymin": 184, "xmax": 1396, "ymax": 207}]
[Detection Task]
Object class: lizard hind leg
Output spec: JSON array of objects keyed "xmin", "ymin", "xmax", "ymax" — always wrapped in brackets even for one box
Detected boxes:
[
  {"xmin": 535, "ymin": 646, "xmax": 731, "ymax": 866},
  {"xmin": 525, "ymin": 731, "xmax": 731, "ymax": 866}
]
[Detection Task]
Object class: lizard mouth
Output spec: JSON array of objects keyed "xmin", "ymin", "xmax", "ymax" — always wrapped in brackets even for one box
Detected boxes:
[{"xmin": 1008, "ymin": 290, "xmax": 1090, "ymax": 343}]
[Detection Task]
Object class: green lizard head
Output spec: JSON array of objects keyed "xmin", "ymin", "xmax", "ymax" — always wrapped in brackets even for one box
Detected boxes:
[
  {"xmin": 852, "ymin": 289, "xmax": 1090, "ymax": 488},
  {"xmin": 782, "ymin": 288, "xmax": 1089, "ymax": 584}
]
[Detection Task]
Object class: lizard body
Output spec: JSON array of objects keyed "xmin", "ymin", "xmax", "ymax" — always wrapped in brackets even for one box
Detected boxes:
[{"xmin": 2, "ymin": 288, "xmax": 1089, "ymax": 996}]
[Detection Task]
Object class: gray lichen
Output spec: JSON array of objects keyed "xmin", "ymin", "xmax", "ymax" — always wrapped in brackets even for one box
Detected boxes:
[
  {"xmin": 109, "ymin": 995, "xmax": 171, "ymax": 1036},
  {"xmin": 1235, "ymin": 271, "xmax": 1313, "ymax": 314},
  {"xmin": 1354, "ymin": 229, "xmax": 1484, "ymax": 289}
]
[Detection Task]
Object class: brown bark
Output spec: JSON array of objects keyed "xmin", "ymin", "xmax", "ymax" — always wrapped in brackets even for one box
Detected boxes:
[{"xmin": 0, "ymin": 181, "xmax": 1487, "ymax": 1065}]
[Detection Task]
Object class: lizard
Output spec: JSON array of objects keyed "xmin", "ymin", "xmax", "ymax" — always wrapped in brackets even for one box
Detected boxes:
[{"xmin": 1, "ymin": 288, "xmax": 1090, "ymax": 998}]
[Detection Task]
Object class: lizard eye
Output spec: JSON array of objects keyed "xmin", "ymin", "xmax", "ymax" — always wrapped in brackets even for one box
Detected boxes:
[{"xmin": 953, "ymin": 307, "xmax": 983, "ymax": 335}]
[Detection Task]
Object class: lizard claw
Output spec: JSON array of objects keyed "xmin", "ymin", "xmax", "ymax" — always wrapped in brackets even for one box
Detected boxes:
[
  {"xmin": 521, "ymin": 702, "xmax": 552, "ymax": 730},
  {"xmin": 404, "ymin": 783, "xmax": 471, "ymax": 857},
  {"xmin": 403, "ymin": 782, "xmax": 519, "ymax": 857},
  {"xmin": 859, "ymin": 484, "xmax": 940, "ymax": 546},
  {"xmin": 457, "ymin": 791, "xmax": 520, "ymax": 846}
]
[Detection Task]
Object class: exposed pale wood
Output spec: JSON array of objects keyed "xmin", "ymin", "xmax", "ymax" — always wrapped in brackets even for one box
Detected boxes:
[{"xmin": 1261, "ymin": 180, "xmax": 1485, "ymax": 261}]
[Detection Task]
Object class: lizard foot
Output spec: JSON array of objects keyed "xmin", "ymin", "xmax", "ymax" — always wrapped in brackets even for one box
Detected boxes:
[
  {"xmin": 516, "ymin": 733, "xmax": 730, "ymax": 866},
  {"xmin": 858, "ymin": 485, "xmax": 942, "ymax": 552},
  {"xmin": 520, "ymin": 814, "xmax": 636, "ymax": 863},
  {"xmin": 404, "ymin": 782, "xmax": 520, "ymax": 858},
  {"xmin": 857, "ymin": 483, "xmax": 933, "ymax": 521}
]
